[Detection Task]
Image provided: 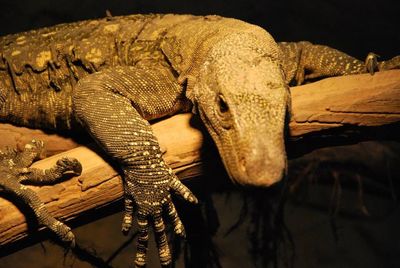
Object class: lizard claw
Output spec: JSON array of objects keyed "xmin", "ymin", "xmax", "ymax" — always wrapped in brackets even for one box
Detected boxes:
[
  {"xmin": 63, "ymin": 227, "xmax": 76, "ymax": 248},
  {"xmin": 166, "ymin": 201, "xmax": 186, "ymax": 237},
  {"xmin": 56, "ymin": 157, "xmax": 83, "ymax": 175},
  {"xmin": 133, "ymin": 210, "xmax": 173, "ymax": 267},
  {"xmin": 169, "ymin": 175, "xmax": 198, "ymax": 204},
  {"xmin": 123, "ymin": 169, "xmax": 197, "ymax": 267},
  {"xmin": 121, "ymin": 213, "xmax": 133, "ymax": 234},
  {"xmin": 121, "ymin": 193, "xmax": 135, "ymax": 234},
  {"xmin": 365, "ymin": 52, "xmax": 379, "ymax": 75},
  {"xmin": 1, "ymin": 140, "xmax": 80, "ymax": 248}
]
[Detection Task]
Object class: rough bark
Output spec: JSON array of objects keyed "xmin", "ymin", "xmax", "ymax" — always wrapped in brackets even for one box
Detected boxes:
[
  {"xmin": 0, "ymin": 124, "xmax": 81, "ymax": 156},
  {"xmin": 0, "ymin": 113, "xmax": 204, "ymax": 245},
  {"xmin": 289, "ymin": 70, "xmax": 400, "ymax": 136},
  {"xmin": 0, "ymin": 70, "xmax": 399, "ymax": 245}
]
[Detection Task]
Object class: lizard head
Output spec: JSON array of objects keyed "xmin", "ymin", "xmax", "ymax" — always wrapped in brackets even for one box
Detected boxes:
[{"xmin": 189, "ymin": 32, "xmax": 289, "ymax": 187}]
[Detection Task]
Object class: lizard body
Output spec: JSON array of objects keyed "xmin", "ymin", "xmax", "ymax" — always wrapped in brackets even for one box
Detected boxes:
[{"xmin": 1, "ymin": 13, "xmax": 399, "ymax": 266}]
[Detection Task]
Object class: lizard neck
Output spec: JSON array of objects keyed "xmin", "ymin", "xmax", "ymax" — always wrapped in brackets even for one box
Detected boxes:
[{"xmin": 160, "ymin": 16, "xmax": 281, "ymax": 103}]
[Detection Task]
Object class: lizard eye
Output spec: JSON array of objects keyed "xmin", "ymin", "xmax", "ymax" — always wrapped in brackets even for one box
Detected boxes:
[
  {"xmin": 216, "ymin": 94, "xmax": 232, "ymax": 129},
  {"xmin": 217, "ymin": 94, "xmax": 229, "ymax": 116}
]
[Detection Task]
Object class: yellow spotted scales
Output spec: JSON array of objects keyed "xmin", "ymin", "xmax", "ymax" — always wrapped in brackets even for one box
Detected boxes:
[{"xmin": 0, "ymin": 14, "xmax": 399, "ymax": 267}]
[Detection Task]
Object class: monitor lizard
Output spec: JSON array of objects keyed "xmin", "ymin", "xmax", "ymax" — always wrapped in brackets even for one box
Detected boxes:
[{"xmin": 0, "ymin": 13, "xmax": 399, "ymax": 267}]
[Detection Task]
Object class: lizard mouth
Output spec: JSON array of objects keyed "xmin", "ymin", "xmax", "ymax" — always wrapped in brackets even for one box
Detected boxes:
[
  {"xmin": 198, "ymin": 103, "xmax": 287, "ymax": 187},
  {"xmin": 212, "ymin": 129, "xmax": 287, "ymax": 187},
  {"xmin": 219, "ymin": 137, "xmax": 287, "ymax": 187}
]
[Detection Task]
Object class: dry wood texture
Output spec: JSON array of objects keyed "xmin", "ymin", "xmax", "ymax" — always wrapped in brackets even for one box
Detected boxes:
[
  {"xmin": 0, "ymin": 70, "xmax": 399, "ymax": 245},
  {"xmin": 0, "ymin": 113, "xmax": 204, "ymax": 245},
  {"xmin": 289, "ymin": 70, "xmax": 400, "ymax": 135},
  {"xmin": 0, "ymin": 124, "xmax": 81, "ymax": 156}
]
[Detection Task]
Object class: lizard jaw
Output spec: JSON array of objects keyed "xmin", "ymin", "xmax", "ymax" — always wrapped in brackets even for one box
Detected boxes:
[
  {"xmin": 222, "ymin": 138, "xmax": 287, "ymax": 187},
  {"xmin": 207, "ymin": 125, "xmax": 287, "ymax": 187},
  {"xmin": 197, "ymin": 95, "xmax": 287, "ymax": 187},
  {"xmin": 236, "ymin": 145, "xmax": 286, "ymax": 187}
]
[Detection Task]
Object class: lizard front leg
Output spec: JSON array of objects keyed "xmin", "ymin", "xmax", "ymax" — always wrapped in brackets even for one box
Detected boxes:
[
  {"xmin": 279, "ymin": 41, "xmax": 400, "ymax": 85},
  {"xmin": 0, "ymin": 140, "xmax": 81, "ymax": 246},
  {"xmin": 1, "ymin": 176, "xmax": 76, "ymax": 245},
  {"xmin": 72, "ymin": 66, "xmax": 198, "ymax": 267}
]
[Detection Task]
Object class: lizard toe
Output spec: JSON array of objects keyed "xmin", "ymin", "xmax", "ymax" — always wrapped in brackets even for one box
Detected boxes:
[
  {"xmin": 365, "ymin": 52, "xmax": 379, "ymax": 75},
  {"xmin": 121, "ymin": 214, "xmax": 133, "ymax": 235}
]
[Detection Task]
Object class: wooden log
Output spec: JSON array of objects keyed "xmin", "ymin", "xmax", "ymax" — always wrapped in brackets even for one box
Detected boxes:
[
  {"xmin": 1, "ymin": 70, "xmax": 399, "ymax": 245},
  {"xmin": 0, "ymin": 70, "xmax": 399, "ymax": 156},
  {"xmin": 0, "ymin": 113, "xmax": 204, "ymax": 245},
  {"xmin": 289, "ymin": 70, "xmax": 400, "ymax": 136},
  {"xmin": 0, "ymin": 124, "xmax": 81, "ymax": 156}
]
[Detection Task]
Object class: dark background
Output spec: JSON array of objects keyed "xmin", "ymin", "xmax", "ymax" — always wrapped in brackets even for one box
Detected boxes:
[
  {"xmin": 0, "ymin": 0, "xmax": 399, "ymax": 267},
  {"xmin": 0, "ymin": 0, "xmax": 399, "ymax": 59}
]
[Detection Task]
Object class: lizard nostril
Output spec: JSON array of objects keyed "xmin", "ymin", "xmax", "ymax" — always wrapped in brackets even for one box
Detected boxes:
[
  {"xmin": 218, "ymin": 94, "xmax": 229, "ymax": 114},
  {"xmin": 216, "ymin": 94, "xmax": 232, "ymax": 129}
]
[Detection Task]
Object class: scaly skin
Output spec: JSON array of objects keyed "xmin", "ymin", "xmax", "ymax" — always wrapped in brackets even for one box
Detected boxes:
[
  {"xmin": 0, "ymin": 14, "xmax": 399, "ymax": 266},
  {"xmin": 279, "ymin": 41, "xmax": 400, "ymax": 85},
  {"xmin": 0, "ymin": 140, "xmax": 82, "ymax": 246}
]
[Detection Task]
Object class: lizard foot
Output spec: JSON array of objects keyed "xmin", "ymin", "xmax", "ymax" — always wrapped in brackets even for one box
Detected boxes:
[
  {"xmin": 0, "ymin": 140, "xmax": 81, "ymax": 248},
  {"xmin": 365, "ymin": 52, "xmax": 379, "ymax": 75},
  {"xmin": 123, "ymin": 170, "xmax": 197, "ymax": 267},
  {"xmin": 55, "ymin": 157, "xmax": 83, "ymax": 176}
]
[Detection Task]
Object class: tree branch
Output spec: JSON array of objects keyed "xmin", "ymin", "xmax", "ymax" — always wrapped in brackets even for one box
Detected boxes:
[
  {"xmin": 289, "ymin": 70, "xmax": 400, "ymax": 136},
  {"xmin": 0, "ymin": 70, "xmax": 399, "ymax": 246}
]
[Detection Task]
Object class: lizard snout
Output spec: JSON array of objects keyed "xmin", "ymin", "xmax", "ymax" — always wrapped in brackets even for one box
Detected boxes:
[{"xmin": 235, "ymin": 141, "xmax": 286, "ymax": 187}]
